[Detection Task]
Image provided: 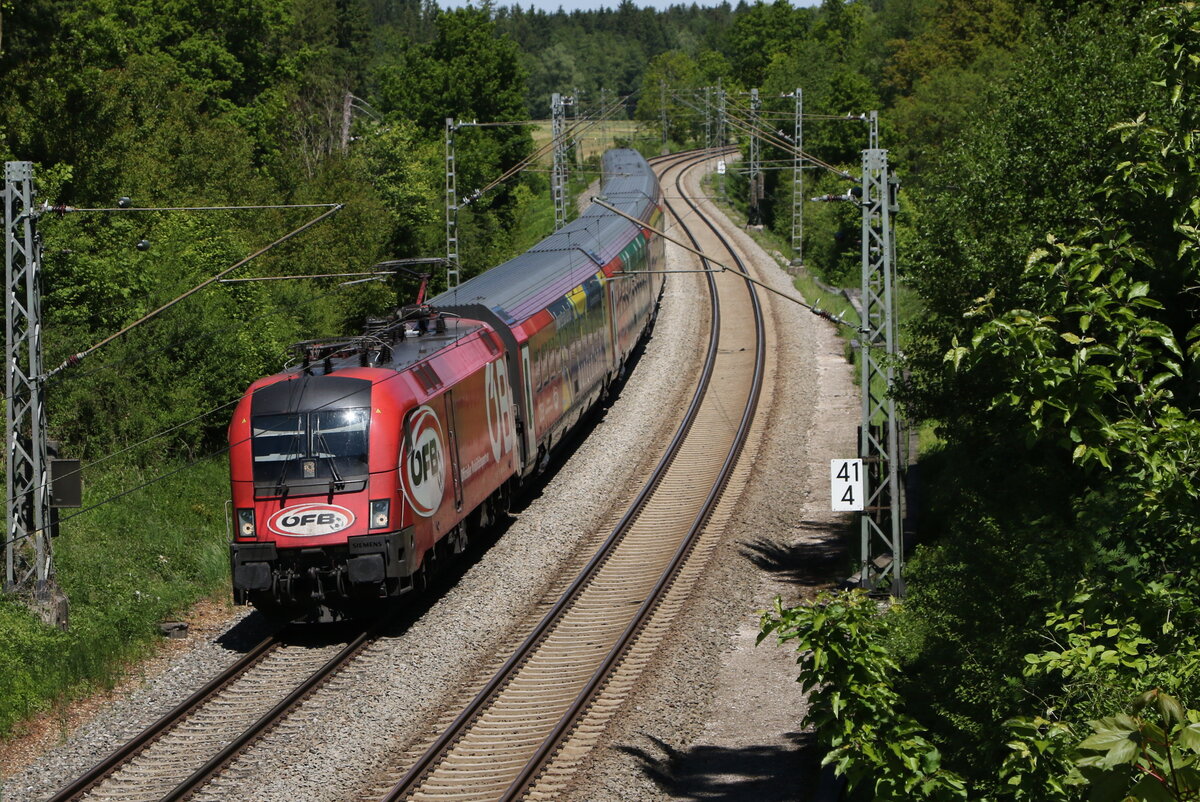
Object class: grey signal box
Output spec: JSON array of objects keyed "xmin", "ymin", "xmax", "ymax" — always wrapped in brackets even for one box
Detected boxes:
[{"xmin": 50, "ymin": 459, "xmax": 82, "ymax": 508}]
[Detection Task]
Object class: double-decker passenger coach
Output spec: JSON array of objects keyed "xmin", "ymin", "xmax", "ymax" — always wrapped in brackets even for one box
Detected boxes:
[{"xmin": 227, "ymin": 149, "xmax": 664, "ymax": 621}]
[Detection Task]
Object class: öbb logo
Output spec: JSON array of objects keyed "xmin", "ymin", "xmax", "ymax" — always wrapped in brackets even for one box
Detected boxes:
[
  {"xmin": 485, "ymin": 358, "xmax": 517, "ymax": 462},
  {"xmin": 267, "ymin": 503, "xmax": 355, "ymax": 537},
  {"xmin": 402, "ymin": 405, "xmax": 446, "ymax": 518}
]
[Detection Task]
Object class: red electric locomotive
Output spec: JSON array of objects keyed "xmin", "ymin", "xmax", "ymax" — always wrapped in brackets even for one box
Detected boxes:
[{"xmin": 227, "ymin": 149, "xmax": 664, "ymax": 620}]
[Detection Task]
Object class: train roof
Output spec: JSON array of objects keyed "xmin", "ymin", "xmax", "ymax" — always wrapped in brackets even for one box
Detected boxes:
[
  {"xmin": 262, "ymin": 150, "xmax": 658, "ymax": 386},
  {"xmin": 270, "ymin": 317, "xmax": 488, "ymax": 381},
  {"xmin": 431, "ymin": 148, "xmax": 659, "ymax": 326}
]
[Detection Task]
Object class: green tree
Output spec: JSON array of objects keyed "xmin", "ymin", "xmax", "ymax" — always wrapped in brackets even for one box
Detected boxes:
[
  {"xmin": 724, "ymin": 0, "xmax": 811, "ymax": 87},
  {"xmin": 888, "ymin": 1, "xmax": 1200, "ymax": 791},
  {"xmin": 635, "ymin": 50, "xmax": 702, "ymax": 146}
]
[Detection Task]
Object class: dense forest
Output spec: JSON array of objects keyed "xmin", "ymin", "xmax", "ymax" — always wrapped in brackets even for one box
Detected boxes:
[{"xmin": 1, "ymin": 1, "xmax": 1198, "ymax": 799}]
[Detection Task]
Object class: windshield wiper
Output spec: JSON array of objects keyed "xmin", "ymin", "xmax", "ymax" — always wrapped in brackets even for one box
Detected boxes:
[
  {"xmin": 314, "ymin": 430, "xmax": 344, "ymax": 491},
  {"xmin": 274, "ymin": 427, "xmax": 303, "ymax": 494}
]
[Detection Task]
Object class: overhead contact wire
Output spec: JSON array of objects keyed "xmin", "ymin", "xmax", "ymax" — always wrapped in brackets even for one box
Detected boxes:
[
  {"xmin": 17, "ymin": 129, "xmax": 661, "ymax": 542},
  {"xmin": 50, "ymin": 273, "xmax": 384, "ymax": 388},
  {"xmin": 46, "ymin": 203, "xmax": 344, "ymax": 378},
  {"xmin": 673, "ymin": 92, "xmax": 851, "ymax": 178},
  {"xmin": 468, "ymin": 92, "xmax": 634, "ymax": 203}
]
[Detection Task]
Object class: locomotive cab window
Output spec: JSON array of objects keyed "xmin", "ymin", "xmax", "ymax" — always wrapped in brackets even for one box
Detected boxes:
[{"xmin": 251, "ymin": 407, "xmax": 370, "ymax": 496}]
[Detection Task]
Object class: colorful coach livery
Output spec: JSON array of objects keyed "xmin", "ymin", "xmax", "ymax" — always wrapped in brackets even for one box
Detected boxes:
[{"xmin": 227, "ymin": 149, "xmax": 665, "ymax": 620}]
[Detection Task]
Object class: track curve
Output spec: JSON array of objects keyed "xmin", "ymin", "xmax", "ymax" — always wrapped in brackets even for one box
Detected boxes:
[
  {"xmin": 43, "ymin": 148, "xmax": 765, "ymax": 802},
  {"xmin": 377, "ymin": 147, "xmax": 766, "ymax": 802}
]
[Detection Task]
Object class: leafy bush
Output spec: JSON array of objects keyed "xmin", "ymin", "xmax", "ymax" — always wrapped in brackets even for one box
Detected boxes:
[{"xmin": 760, "ymin": 591, "xmax": 967, "ymax": 800}]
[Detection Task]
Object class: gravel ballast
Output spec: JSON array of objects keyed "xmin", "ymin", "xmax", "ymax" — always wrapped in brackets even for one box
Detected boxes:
[
  {"xmin": 2, "ymin": 157, "xmax": 855, "ymax": 802},
  {"xmin": 2, "ymin": 199, "xmax": 708, "ymax": 802},
  {"xmin": 560, "ymin": 161, "xmax": 858, "ymax": 801}
]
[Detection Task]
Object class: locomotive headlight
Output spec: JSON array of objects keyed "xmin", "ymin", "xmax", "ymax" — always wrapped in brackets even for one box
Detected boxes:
[
  {"xmin": 370, "ymin": 499, "xmax": 390, "ymax": 530},
  {"xmin": 236, "ymin": 508, "xmax": 256, "ymax": 538}
]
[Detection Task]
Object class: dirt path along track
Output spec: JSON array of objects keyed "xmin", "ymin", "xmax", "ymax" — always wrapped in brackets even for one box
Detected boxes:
[{"xmin": 377, "ymin": 149, "xmax": 766, "ymax": 802}]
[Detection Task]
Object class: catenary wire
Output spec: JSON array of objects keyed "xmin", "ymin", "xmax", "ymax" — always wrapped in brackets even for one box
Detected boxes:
[
  {"xmin": 9, "ymin": 104, "xmax": 657, "ymax": 545},
  {"xmin": 44, "ymin": 204, "xmax": 344, "ymax": 379},
  {"xmin": 45, "ymin": 272, "xmax": 386, "ymax": 387}
]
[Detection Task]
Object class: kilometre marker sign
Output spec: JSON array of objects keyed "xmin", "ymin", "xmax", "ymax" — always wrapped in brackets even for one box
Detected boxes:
[{"xmin": 831, "ymin": 458, "xmax": 863, "ymax": 512}]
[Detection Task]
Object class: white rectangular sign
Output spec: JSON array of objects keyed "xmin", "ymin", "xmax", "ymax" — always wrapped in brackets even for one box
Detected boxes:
[
  {"xmin": 717, "ymin": 160, "xmax": 726, "ymax": 175},
  {"xmin": 831, "ymin": 459, "xmax": 864, "ymax": 511}
]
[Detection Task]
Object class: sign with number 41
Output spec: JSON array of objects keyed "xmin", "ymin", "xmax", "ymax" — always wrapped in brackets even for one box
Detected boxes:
[{"xmin": 830, "ymin": 459, "xmax": 864, "ymax": 511}]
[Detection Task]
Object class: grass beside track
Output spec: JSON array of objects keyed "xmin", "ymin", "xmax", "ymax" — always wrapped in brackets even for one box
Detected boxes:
[{"xmin": 0, "ymin": 458, "xmax": 233, "ymax": 740}]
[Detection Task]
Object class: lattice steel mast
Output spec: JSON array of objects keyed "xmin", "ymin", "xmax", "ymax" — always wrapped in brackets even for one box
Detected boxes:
[
  {"xmin": 599, "ymin": 87, "xmax": 608, "ymax": 149},
  {"xmin": 659, "ymin": 80, "xmax": 668, "ymax": 152},
  {"xmin": 704, "ymin": 86, "xmax": 713, "ymax": 164},
  {"xmin": 791, "ymin": 88, "xmax": 804, "ymax": 265},
  {"xmin": 857, "ymin": 144, "xmax": 902, "ymax": 594},
  {"xmin": 572, "ymin": 87, "xmax": 581, "ymax": 167},
  {"xmin": 4, "ymin": 162, "xmax": 53, "ymax": 599},
  {"xmin": 551, "ymin": 93, "xmax": 569, "ymax": 231},
  {"xmin": 748, "ymin": 88, "xmax": 762, "ymax": 225},
  {"xmin": 445, "ymin": 118, "xmax": 461, "ymax": 289},
  {"xmin": 717, "ymin": 81, "xmax": 728, "ymax": 203}
]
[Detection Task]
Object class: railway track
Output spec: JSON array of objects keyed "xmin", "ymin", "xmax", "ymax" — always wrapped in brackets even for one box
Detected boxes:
[
  {"xmin": 44, "ymin": 148, "xmax": 762, "ymax": 802},
  {"xmin": 46, "ymin": 624, "xmax": 380, "ymax": 802},
  {"xmin": 375, "ymin": 147, "xmax": 765, "ymax": 802}
]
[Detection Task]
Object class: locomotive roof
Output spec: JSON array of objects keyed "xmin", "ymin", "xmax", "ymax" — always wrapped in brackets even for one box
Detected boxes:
[
  {"xmin": 431, "ymin": 148, "xmax": 659, "ymax": 326},
  {"xmin": 277, "ymin": 317, "xmax": 487, "ymax": 379}
]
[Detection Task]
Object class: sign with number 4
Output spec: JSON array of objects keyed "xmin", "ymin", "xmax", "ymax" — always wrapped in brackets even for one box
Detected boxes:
[{"xmin": 831, "ymin": 459, "xmax": 864, "ymax": 511}]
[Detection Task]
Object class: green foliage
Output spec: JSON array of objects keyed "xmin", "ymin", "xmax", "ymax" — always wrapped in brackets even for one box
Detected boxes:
[
  {"xmin": 0, "ymin": 460, "xmax": 230, "ymax": 736},
  {"xmin": 7, "ymin": 0, "xmax": 1193, "ymax": 787},
  {"xmin": 369, "ymin": 5, "xmax": 533, "ymax": 284},
  {"xmin": 1000, "ymin": 714, "xmax": 1082, "ymax": 801},
  {"xmin": 1075, "ymin": 691, "xmax": 1200, "ymax": 802},
  {"xmin": 0, "ymin": 0, "xmax": 531, "ymax": 741},
  {"xmin": 902, "ymin": 3, "xmax": 1155, "ymax": 428},
  {"xmin": 724, "ymin": 0, "xmax": 813, "ymax": 87},
  {"xmin": 876, "ymin": 1, "xmax": 1200, "ymax": 796},
  {"xmin": 881, "ymin": 15, "xmax": 1168, "ymax": 775},
  {"xmin": 635, "ymin": 50, "xmax": 702, "ymax": 144},
  {"xmin": 882, "ymin": 0, "xmax": 1025, "ymax": 97},
  {"xmin": 492, "ymin": 0, "xmax": 732, "ymax": 116},
  {"xmin": 738, "ymin": 2, "xmax": 1200, "ymax": 799},
  {"xmin": 1005, "ymin": 691, "xmax": 1200, "ymax": 802},
  {"xmin": 947, "ymin": 0, "xmax": 1200, "ymax": 539},
  {"xmin": 356, "ymin": 119, "xmax": 441, "ymax": 258},
  {"xmin": 759, "ymin": 591, "xmax": 967, "ymax": 800}
]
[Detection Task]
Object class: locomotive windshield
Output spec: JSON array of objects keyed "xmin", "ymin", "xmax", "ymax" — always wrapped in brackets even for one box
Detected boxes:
[{"xmin": 251, "ymin": 407, "xmax": 370, "ymax": 495}]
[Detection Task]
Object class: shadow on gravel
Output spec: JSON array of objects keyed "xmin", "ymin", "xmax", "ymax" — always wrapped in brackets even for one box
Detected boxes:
[
  {"xmin": 738, "ymin": 521, "xmax": 851, "ymax": 586},
  {"xmin": 214, "ymin": 612, "xmax": 280, "ymax": 652},
  {"xmin": 618, "ymin": 731, "xmax": 823, "ymax": 801}
]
